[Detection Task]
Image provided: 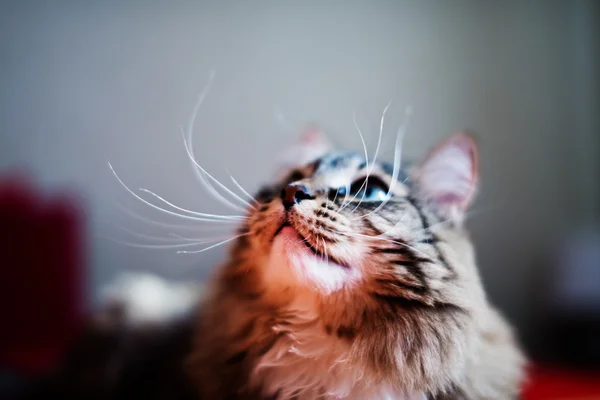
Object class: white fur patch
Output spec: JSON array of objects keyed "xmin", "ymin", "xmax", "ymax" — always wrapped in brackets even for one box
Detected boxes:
[{"xmin": 265, "ymin": 227, "xmax": 362, "ymax": 294}]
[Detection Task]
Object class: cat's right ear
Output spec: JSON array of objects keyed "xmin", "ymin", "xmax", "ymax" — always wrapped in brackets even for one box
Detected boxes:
[
  {"xmin": 275, "ymin": 126, "xmax": 331, "ymax": 177},
  {"xmin": 411, "ymin": 132, "xmax": 479, "ymax": 224}
]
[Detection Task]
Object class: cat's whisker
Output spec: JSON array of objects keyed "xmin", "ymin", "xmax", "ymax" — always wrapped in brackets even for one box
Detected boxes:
[
  {"xmin": 351, "ymin": 101, "xmax": 391, "ymax": 211},
  {"xmin": 182, "ymin": 71, "xmax": 253, "ymax": 213},
  {"xmin": 341, "ymin": 102, "xmax": 392, "ymax": 214},
  {"xmin": 168, "ymin": 232, "xmax": 239, "ymax": 242},
  {"xmin": 108, "ymin": 162, "xmax": 242, "ymax": 224},
  {"xmin": 341, "ymin": 182, "xmax": 351, "ymax": 210},
  {"xmin": 182, "ymin": 127, "xmax": 246, "ymax": 213},
  {"xmin": 184, "ymin": 71, "xmax": 235, "ymax": 210},
  {"xmin": 354, "ymin": 105, "xmax": 412, "ymax": 221},
  {"xmin": 375, "ymin": 101, "xmax": 392, "ymax": 162},
  {"xmin": 186, "ymin": 70, "xmax": 215, "ymax": 148},
  {"xmin": 337, "ymin": 110, "xmax": 372, "ymax": 212},
  {"xmin": 112, "ymin": 223, "xmax": 236, "ymax": 245},
  {"xmin": 180, "ymin": 128, "xmax": 256, "ymax": 211},
  {"xmin": 339, "ymin": 110, "xmax": 371, "ymax": 213},
  {"xmin": 177, "ymin": 233, "xmax": 249, "ymax": 254},
  {"xmin": 138, "ymin": 188, "xmax": 247, "ymax": 221},
  {"xmin": 114, "ymin": 203, "xmax": 233, "ymax": 233},
  {"xmin": 105, "ymin": 236, "xmax": 224, "ymax": 250},
  {"xmin": 228, "ymin": 174, "xmax": 259, "ymax": 206},
  {"xmin": 113, "ymin": 224, "xmax": 191, "ymax": 243}
]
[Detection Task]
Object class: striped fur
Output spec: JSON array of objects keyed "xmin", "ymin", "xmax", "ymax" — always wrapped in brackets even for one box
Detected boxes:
[{"xmin": 187, "ymin": 133, "xmax": 525, "ymax": 399}]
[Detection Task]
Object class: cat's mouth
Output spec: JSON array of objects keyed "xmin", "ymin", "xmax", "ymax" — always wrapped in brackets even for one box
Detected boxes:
[
  {"xmin": 274, "ymin": 221, "xmax": 348, "ymax": 268},
  {"xmin": 273, "ymin": 221, "xmax": 292, "ymax": 237}
]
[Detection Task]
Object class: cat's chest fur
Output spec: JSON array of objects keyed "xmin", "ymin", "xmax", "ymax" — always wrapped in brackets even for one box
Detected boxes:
[{"xmin": 236, "ymin": 295, "xmax": 426, "ymax": 400}]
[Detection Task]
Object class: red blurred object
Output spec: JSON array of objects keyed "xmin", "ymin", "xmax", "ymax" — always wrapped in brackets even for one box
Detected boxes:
[
  {"xmin": 0, "ymin": 172, "xmax": 85, "ymax": 375},
  {"xmin": 522, "ymin": 365, "xmax": 600, "ymax": 400}
]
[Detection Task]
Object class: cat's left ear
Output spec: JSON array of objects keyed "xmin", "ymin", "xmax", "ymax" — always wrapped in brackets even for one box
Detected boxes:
[
  {"xmin": 275, "ymin": 126, "xmax": 332, "ymax": 176},
  {"xmin": 412, "ymin": 132, "xmax": 479, "ymax": 224}
]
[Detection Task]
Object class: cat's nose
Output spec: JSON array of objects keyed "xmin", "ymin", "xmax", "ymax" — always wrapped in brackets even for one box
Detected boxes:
[{"xmin": 280, "ymin": 184, "xmax": 314, "ymax": 210}]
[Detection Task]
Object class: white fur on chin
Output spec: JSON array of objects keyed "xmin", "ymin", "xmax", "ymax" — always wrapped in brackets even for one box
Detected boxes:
[{"xmin": 264, "ymin": 227, "xmax": 361, "ymax": 294}]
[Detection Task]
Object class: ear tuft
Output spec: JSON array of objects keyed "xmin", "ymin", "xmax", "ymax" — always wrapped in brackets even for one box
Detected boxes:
[{"xmin": 413, "ymin": 132, "xmax": 479, "ymax": 223}]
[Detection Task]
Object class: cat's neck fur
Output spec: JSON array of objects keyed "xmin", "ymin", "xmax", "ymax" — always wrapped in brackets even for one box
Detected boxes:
[{"xmin": 191, "ymin": 254, "xmax": 434, "ymax": 400}]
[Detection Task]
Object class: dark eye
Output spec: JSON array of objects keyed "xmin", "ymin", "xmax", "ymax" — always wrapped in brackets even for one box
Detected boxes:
[{"xmin": 348, "ymin": 177, "xmax": 390, "ymax": 202}]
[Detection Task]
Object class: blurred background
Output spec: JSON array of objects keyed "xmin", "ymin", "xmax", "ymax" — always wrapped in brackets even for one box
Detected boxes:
[{"xmin": 1, "ymin": 1, "xmax": 599, "ymax": 398}]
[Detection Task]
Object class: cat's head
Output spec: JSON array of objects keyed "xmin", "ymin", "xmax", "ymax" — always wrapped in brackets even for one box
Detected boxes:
[{"xmin": 237, "ymin": 127, "xmax": 479, "ymax": 300}]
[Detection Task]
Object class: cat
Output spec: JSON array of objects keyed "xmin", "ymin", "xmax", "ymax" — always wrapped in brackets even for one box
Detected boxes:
[
  {"xmin": 185, "ymin": 128, "xmax": 526, "ymax": 399},
  {"xmin": 14, "ymin": 128, "xmax": 525, "ymax": 400}
]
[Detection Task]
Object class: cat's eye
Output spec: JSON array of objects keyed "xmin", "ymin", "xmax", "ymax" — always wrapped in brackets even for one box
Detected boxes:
[
  {"xmin": 329, "ymin": 177, "xmax": 390, "ymax": 202},
  {"xmin": 352, "ymin": 178, "xmax": 390, "ymax": 201}
]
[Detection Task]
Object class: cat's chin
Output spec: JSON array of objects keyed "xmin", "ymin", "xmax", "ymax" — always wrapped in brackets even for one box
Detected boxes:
[{"xmin": 266, "ymin": 225, "xmax": 359, "ymax": 294}]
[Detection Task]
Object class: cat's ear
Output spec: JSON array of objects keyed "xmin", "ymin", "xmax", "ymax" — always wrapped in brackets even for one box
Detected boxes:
[
  {"xmin": 276, "ymin": 126, "xmax": 332, "ymax": 175},
  {"xmin": 412, "ymin": 132, "xmax": 479, "ymax": 223}
]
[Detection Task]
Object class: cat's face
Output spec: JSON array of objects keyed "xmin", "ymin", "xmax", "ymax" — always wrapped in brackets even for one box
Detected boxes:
[{"xmin": 239, "ymin": 128, "xmax": 479, "ymax": 300}]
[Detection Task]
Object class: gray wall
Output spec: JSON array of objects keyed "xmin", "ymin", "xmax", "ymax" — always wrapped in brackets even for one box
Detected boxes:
[{"xmin": 1, "ymin": 0, "xmax": 598, "ymax": 346}]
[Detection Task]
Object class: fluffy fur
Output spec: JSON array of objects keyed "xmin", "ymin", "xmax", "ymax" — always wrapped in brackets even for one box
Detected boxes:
[{"xmin": 187, "ymin": 131, "xmax": 526, "ymax": 399}]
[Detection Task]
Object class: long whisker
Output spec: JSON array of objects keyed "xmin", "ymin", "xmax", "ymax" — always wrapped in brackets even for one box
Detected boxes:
[
  {"xmin": 340, "ymin": 102, "xmax": 392, "ymax": 213},
  {"xmin": 114, "ymin": 224, "xmax": 190, "ymax": 243},
  {"xmin": 177, "ymin": 233, "xmax": 249, "ymax": 254},
  {"xmin": 108, "ymin": 162, "xmax": 241, "ymax": 224},
  {"xmin": 138, "ymin": 188, "xmax": 246, "ymax": 221},
  {"xmin": 105, "ymin": 237, "xmax": 221, "ymax": 250},
  {"xmin": 355, "ymin": 105, "xmax": 412, "ymax": 220},
  {"xmin": 183, "ymin": 71, "xmax": 240, "ymax": 211},
  {"xmin": 183, "ymin": 127, "xmax": 246, "ymax": 212},
  {"xmin": 228, "ymin": 173, "xmax": 258, "ymax": 206},
  {"xmin": 338, "ymin": 111, "xmax": 370, "ymax": 213},
  {"xmin": 340, "ymin": 182, "xmax": 351, "ymax": 210},
  {"xmin": 180, "ymin": 129, "xmax": 256, "ymax": 210},
  {"xmin": 168, "ymin": 232, "xmax": 240, "ymax": 242},
  {"xmin": 374, "ymin": 101, "xmax": 392, "ymax": 167},
  {"xmin": 115, "ymin": 224, "xmax": 238, "ymax": 247},
  {"xmin": 350, "ymin": 102, "xmax": 392, "ymax": 213},
  {"xmin": 113, "ymin": 203, "xmax": 233, "ymax": 231},
  {"xmin": 183, "ymin": 71, "xmax": 254, "ymax": 212},
  {"xmin": 352, "ymin": 101, "xmax": 392, "ymax": 211},
  {"xmin": 187, "ymin": 70, "xmax": 215, "ymax": 155}
]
